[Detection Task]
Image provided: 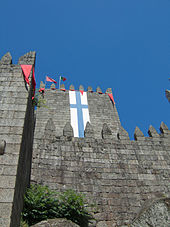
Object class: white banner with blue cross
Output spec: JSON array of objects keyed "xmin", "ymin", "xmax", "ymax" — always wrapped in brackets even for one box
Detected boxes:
[{"xmin": 69, "ymin": 91, "xmax": 90, "ymax": 137}]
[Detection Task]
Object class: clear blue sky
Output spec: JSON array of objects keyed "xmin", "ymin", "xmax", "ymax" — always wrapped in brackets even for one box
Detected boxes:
[{"xmin": 0, "ymin": 0, "xmax": 170, "ymax": 138}]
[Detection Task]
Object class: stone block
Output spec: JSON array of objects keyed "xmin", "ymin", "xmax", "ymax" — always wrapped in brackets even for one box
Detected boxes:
[
  {"xmin": 0, "ymin": 217, "xmax": 10, "ymax": 227},
  {"xmin": 2, "ymin": 165, "xmax": 17, "ymax": 175},
  {"xmin": 0, "ymin": 203, "xmax": 12, "ymax": 217},
  {"xmin": 0, "ymin": 189, "xmax": 14, "ymax": 203},
  {"xmin": 0, "ymin": 176, "xmax": 16, "ymax": 188},
  {"xmin": 0, "ymin": 154, "xmax": 19, "ymax": 165},
  {"xmin": 18, "ymin": 51, "xmax": 36, "ymax": 65},
  {"xmin": 0, "ymin": 52, "xmax": 12, "ymax": 65}
]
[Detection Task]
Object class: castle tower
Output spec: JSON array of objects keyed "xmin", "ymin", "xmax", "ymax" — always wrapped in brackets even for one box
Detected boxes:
[
  {"xmin": 31, "ymin": 85, "xmax": 170, "ymax": 226},
  {"xmin": 0, "ymin": 52, "xmax": 35, "ymax": 227},
  {"xmin": 0, "ymin": 52, "xmax": 170, "ymax": 226},
  {"xmin": 33, "ymin": 85, "xmax": 120, "ymax": 140}
]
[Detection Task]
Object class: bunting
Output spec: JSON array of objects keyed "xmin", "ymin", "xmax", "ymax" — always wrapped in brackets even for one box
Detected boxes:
[
  {"xmin": 80, "ymin": 90, "xmax": 84, "ymax": 95},
  {"xmin": 20, "ymin": 65, "xmax": 32, "ymax": 85},
  {"xmin": 39, "ymin": 88, "xmax": 45, "ymax": 93},
  {"xmin": 108, "ymin": 93, "xmax": 115, "ymax": 104},
  {"xmin": 21, "ymin": 64, "xmax": 36, "ymax": 98}
]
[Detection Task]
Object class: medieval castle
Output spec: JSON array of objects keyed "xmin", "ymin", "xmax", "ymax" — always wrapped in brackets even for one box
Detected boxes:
[{"xmin": 0, "ymin": 52, "xmax": 169, "ymax": 227}]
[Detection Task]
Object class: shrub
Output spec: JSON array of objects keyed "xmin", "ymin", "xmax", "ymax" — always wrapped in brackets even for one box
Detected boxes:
[
  {"xmin": 22, "ymin": 184, "xmax": 93, "ymax": 227},
  {"xmin": 32, "ymin": 90, "xmax": 47, "ymax": 108}
]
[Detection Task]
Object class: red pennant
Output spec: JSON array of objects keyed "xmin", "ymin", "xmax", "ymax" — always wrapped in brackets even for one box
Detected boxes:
[
  {"xmin": 20, "ymin": 65, "xmax": 32, "ymax": 85},
  {"xmin": 46, "ymin": 76, "xmax": 57, "ymax": 84},
  {"xmin": 108, "ymin": 93, "xmax": 115, "ymax": 104},
  {"xmin": 39, "ymin": 88, "xmax": 45, "ymax": 93},
  {"xmin": 80, "ymin": 90, "xmax": 84, "ymax": 95}
]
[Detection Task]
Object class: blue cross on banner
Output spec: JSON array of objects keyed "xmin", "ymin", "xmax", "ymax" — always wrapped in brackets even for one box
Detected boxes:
[{"xmin": 69, "ymin": 91, "xmax": 90, "ymax": 137}]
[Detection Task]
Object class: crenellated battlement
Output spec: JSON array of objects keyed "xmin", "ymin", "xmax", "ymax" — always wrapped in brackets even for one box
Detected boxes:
[
  {"xmin": 36, "ymin": 84, "xmax": 170, "ymax": 142},
  {"xmin": 32, "ymin": 60, "xmax": 170, "ymax": 226},
  {"xmin": 32, "ymin": 104, "xmax": 170, "ymax": 226},
  {"xmin": 0, "ymin": 52, "xmax": 170, "ymax": 227},
  {"xmin": 40, "ymin": 80, "xmax": 114, "ymax": 95},
  {"xmin": 0, "ymin": 51, "xmax": 36, "ymax": 67},
  {"xmin": 34, "ymin": 84, "xmax": 120, "ymax": 140},
  {"xmin": 35, "ymin": 117, "xmax": 170, "ymax": 143}
]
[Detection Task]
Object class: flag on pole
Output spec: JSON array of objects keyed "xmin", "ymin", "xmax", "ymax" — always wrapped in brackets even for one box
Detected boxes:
[
  {"xmin": 46, "ymin": 76, "xmax": 57, "ymax": 84},
  {"xmin": 60, "ymin": 76, "xmax": 66, "ymax": 81}
]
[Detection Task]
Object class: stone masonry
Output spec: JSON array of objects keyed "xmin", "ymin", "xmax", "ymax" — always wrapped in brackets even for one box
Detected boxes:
[
  {"xmin": 0, "ymin": 52, "xmax": 35, "ymax": 227},
  {"xmin": 0, "ymin": 52, "xmax": 170, "ymax": 227},
  {"xmin": 31, "ymin": 86, "xmax": 170, "ymax": 226}
]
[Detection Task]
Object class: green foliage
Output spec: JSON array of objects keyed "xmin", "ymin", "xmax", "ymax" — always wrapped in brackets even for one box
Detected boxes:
[
  {"xmin": 32, "ymin": 90, "xmax": 47, "ymax": 108},
  {"xmin": 22, "ymin": 184, "xmax": 93, "ymax": 227},
  {"xmin": 20, "ymin": 218, "xmax": 29, "ymax": 227}
]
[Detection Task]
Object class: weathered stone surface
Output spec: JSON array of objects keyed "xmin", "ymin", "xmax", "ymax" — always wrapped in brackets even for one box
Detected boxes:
[
  {"xmin": 96, "ymin": 86, "xmax": 102, "ymax": 93},
  {"xmin": 44, "ymin": 118, "xmax": 56, "ymax": 141},
  {"xmin": 105, "ymin": 88, "xmax": 112, "ymax": 94},
  {"xmin": 0, "ymin": 140, "xmax": 6, "ymax": 155},
  {"xmin": 32, "ymin": 86, "xmax": 170, "ymax": 226},
  {"xmin": 60, "ymin": 84, "xmax": 65, "ymax": 90},
  {"xmin": 160, "ymin": 121, "xmax": 169, "ymax": 135},
  {"xmin": 63, "ymin": 122, "xmax": 73, "ymax": 137},
  {"xmin": 148, "ymin": 125, "xmax": 159, "ymax": 137},
  {"xmin": 87, "ymin": 86, "xmax": 93, "ymax": 92},
  {"xmin": 131, "ymin": 198, "xmax": 170, "ymax": 227},
  {"xmin": 31, "ymin": 218, "xmax": 79, "ymax": 227},
  {"xmin": 0, "ymin": 203, "xmax": 12, "ymax": 218},
  {"xmin": 45, "ymin": 118, "xmax": 56, "ymax": 132},
  {"xmin": 0, "ymin": 52, "xmax": 12, "ymax": 65},
  {"xmin": 102, "ymin": 123, "xmax": 112, "ymax": 139},
  {"xmin": 1, "ymin": 51, "xmax": 170, "ymax": 227},
  {"xmin": 96, "ymin": 221, "xmax": 116, "ymax": 227},
  {"xmin": 117, "ymin": 125, "xmax": 129, "ymax": 140},
  {"xmin": 134, "ymin": 126, "xmax": 144, "ymax": 140},
  {"xmin": 84, "ymin": 122, "xmax": 94, "ymax": 138},
  {"xmin": 0, "ymin": 52, "xmax": 35, "ymax": 227},
  {"xmin": 18, "ymin": 51, "xmax": 36, "ymax": 65}
]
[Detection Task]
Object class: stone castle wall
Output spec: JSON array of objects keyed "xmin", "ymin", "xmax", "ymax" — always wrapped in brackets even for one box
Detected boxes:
[
  {"xmin": 0, "ymin": 52, "xmax": 169, "ymax": 227},
  {"xmin": 31, "ymin": 87, "xmax": 170, "ymax": 226},
  {"xmin": 0, "ymin": 52, "xmax": 35, "ymax": 227}
]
